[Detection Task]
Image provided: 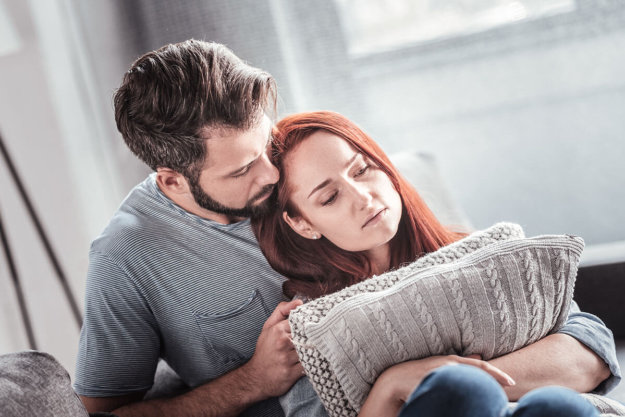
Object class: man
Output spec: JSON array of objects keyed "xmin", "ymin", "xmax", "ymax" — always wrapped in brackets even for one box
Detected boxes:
[
  {"xmin": 75, "ymin": 40, "xmax": 620, "ymax": 417},
  {"xmin": 75, "ymin": 40, "xmax": 304, "ymax": 416}
]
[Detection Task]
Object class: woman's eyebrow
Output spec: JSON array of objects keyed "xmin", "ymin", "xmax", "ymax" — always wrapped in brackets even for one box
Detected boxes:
[
  {"xmin": 307, "ymin": 153, "xmax": 359, "ymax": 199},
  {"xmin": 308, "ymin": 179, "xmax": 331, "ymax": 199}
]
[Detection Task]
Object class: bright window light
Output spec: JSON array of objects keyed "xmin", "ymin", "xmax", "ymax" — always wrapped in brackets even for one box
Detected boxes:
[{"xmin": 334, "ymin": 0, "xmax": 576, "ymax": 55}]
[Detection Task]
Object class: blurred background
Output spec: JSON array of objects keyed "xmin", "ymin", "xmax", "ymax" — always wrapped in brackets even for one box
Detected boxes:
[{"xmin": 0, "ymin": 0, "xmax": 623, "ymax": 390}]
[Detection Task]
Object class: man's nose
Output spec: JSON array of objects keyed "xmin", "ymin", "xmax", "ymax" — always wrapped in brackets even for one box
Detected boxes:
[{"xmin": 259, "ymin": 154, "xmax": 280, "ymax": 185}]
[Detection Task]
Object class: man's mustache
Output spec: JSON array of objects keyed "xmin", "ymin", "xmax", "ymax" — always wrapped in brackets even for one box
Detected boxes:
[{"xmin": 249, "ymin": 184, "xmax": 276, "ymax": 204}]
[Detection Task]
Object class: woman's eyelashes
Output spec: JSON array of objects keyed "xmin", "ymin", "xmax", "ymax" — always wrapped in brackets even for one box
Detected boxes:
[
  {"xmin": 355, "ymin": 163, "xmax": 371, "ymax": 177},
  {"xmin": 320, "ymin": 163, "xmax": 373, "ymax": 206},
  {"xmin": 321, "ymin": 191, "xmax": 338, "ymax": 206}
]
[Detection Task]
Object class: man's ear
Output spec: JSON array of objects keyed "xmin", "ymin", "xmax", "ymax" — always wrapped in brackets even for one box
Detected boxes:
[
  {"xmin": 282, "ymin": 211, "xmax": 321, "ymax": 240},
  {"xmin": 155, "ymin": 168, "xmax": 189, "ymax": 195}
]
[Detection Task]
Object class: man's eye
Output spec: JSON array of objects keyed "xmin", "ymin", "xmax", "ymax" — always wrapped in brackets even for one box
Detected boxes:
[
  {"xmin": 322, "ymin": 192, "xmax": 338, "ymax": 206},
  {"xmin": 232, "ymin": 167, "xmax": 250, "ymax": 178}
]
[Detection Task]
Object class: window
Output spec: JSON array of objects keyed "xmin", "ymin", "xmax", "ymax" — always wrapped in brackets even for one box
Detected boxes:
[{"xmin": 334, "ymin": 0, "xmax": 576, "ymax": 55}]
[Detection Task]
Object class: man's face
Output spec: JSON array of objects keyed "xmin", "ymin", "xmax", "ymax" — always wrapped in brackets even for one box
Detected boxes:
[{"xmin": 189, "ymin": 114, "xmax": 279, "ymax": 218}]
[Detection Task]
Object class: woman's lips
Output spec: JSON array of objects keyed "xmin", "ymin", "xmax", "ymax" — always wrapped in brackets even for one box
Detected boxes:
[{"xmin": 362, "ymin": 208, "xmax": 387, "ymax": 228}]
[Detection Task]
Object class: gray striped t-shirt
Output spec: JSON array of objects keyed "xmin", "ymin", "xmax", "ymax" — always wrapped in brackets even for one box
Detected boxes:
[{"xmin": 74, "ymin": 174, "xmax": 287, "ymax": 414}]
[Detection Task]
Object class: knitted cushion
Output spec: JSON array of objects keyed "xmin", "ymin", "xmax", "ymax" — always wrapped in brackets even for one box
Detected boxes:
[{"xmin": 289, "ymin": 224, "xmax": 583, "ymax": 416}]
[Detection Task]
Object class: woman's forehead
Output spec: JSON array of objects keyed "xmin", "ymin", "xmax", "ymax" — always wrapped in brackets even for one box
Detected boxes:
[{"xmin": 285, "ymin": 132, "xmax": 360, "ymax": 195}]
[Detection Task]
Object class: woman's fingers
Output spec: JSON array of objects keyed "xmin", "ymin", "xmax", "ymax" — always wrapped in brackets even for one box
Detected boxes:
[{"xmin": 459, "ymin": 357, "xmax": 516, "ymax": 387}]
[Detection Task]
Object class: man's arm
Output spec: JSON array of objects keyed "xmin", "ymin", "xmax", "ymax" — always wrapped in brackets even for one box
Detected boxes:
[
  {"xmin": 489, "ymin": 301, "xmax": 620, "ymax": 401},
  {"xmin": 81, "ymin": 300, "xmax": 304, "ymax": 417},
  {"xmin": 489, "ymin": 332, "xmax": 610, "ymax": 401},
  {"xmin": 557, "ymin": 301, "xmax": 622, "ymax": 394}
]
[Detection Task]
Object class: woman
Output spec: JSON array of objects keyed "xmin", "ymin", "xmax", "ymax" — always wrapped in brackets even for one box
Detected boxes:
[
  {"xmin": 253, "ymin": 111, "xmax": 601, "ymax": 417},
  {"xmin": 254, "ymin": 111, "xmax": 461, "ymax": 299}
]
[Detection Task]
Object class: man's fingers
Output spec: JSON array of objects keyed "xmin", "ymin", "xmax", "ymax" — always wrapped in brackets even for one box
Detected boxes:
[
  {"xmin": 274, "ymin": 319, "xmax": 292, "ymax": 335},
  {"xmin": 276, "ymin": 299, "xmax": 303, "ymax": 316},
  {"xmin": 288, "ymin": 362, "xmax": 305, "ymax": 379},
  {"xmin": 286, "ymin": 346, "xmax": 300, "ymax": 363},
  {"xmin": 264, "ymin": 299, "xmax": 303, "ymax": 328}
]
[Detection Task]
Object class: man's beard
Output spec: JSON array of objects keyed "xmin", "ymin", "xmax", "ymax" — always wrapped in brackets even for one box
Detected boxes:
[{"xmin": 188, "ymin": 179, "xmax": 275, "ymax": 218}]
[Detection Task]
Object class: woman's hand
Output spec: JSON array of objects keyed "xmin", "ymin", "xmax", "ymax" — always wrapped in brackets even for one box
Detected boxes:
[{"xmin": 358, "ymin": 355, "xmax": 515, "ymax": 417}]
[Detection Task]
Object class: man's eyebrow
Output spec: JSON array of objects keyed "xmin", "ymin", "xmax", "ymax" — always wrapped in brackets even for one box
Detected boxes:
[
  {"xmin": 307, "ymin": 153, "xmax": 360, "ymax": 199},
  {"xmin": 226, "ymin": 132, "xmax": 273, "ymax": 177}
]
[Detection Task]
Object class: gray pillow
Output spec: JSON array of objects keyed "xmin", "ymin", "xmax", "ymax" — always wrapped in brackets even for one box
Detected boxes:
[
  {"xmin": 0, "ymin": 351, "xmax": 89, "ymax": 417},
  {"xmin": 289, "ymin": 224, "xmax": 583, "ymax": 416}
]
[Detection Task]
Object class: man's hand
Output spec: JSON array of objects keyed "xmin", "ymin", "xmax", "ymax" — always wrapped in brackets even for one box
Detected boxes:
[
  {"xmin": 87, "ymin": 299, "xmax": 305, "ymax": 417},
  {"xmin": 244, "ymin": 299, "xmax": 305, "ymax": 398}
]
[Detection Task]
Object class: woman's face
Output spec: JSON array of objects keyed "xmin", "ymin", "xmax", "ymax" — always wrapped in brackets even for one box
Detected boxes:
[{"xmin": 283, "ymin": 130, "xmax": 403, "ymax": 254}]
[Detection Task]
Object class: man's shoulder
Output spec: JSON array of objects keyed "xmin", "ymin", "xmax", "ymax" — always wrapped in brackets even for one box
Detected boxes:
[{"xmin": 89, "ymin": 176, "xmax": 173, "ymax": 254}]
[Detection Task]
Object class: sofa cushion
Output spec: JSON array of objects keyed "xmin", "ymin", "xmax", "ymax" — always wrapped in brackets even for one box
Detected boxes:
[
  {"xmin": 0, "ymin": 351, "xmax": 89, "ymax": 417},
  {"xmin": 390, "ymin": 151, "xmax": 472, "ymax": 230}
]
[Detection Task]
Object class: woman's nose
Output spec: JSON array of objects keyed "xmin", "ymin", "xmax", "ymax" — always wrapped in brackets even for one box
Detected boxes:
[{"xmin": 349, "ymin": 182, "xmax": 372, "ymax": 210}]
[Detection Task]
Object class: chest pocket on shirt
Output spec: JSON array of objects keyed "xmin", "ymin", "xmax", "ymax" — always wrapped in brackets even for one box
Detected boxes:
[{"xmin": 194, "ymin": 289, "xmax": 269, "ymax": 367}]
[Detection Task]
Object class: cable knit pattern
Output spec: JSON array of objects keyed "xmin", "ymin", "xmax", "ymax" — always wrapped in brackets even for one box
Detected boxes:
[
  {"xmin": 522, "ymin": 250, "xmax": 542, "ymax": 343},
  {"xmin": 553, "ymin": 248, "xmax": 568, "ymax": 321},
  {"xmin": 447, "ymin": 273, "xmax": 475, "ymax": 355},
  {"xmin": 368, "ymin": 306, "xmax": 409, "ymax": 363},
  {"xmin": 484, "ymin": 258, "xmax": 512, "ymax": 355},
  {"xmin": 336, "ymin": 318, "xmax": 375, "ymax": 384},
  {"xmin": 289, "ymin": 224, "xmax": 586, "ymax": 416}
]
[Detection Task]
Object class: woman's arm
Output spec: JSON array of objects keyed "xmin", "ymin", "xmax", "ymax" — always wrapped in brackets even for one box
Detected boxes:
[{"xmin": 358, "ymin": 355, "xmax": 515, "ymax": 417}]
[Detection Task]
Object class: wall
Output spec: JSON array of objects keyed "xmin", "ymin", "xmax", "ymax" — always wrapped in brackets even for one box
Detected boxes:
[{"xmin": 0, "ymin": 0, "xmax": 122, "ymax": 373}]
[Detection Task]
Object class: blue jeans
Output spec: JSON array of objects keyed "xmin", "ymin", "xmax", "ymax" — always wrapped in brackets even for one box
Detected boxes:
[{"xmin": 398, "ymin": 364, "xmax": 599, "ymax": 417}]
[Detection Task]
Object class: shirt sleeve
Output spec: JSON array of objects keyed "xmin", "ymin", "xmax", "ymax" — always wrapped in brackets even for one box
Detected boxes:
[
  {"xmin": 280, "ymin": 376, "xmax": 329, "ymax": 417},
  {"xmin": 73, "ymin": 251, "xmax": 161, "ymax": 397},
  {"xmin": 557, "ymin": 300, "xmax": 622, "ymax": 394}
]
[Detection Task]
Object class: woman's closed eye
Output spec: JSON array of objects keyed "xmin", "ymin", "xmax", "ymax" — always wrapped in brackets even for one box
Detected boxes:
[
  {"xmin": 321, "ymin": 164, "xmax": 372, "ymax": 206},
  {"xmin": 321, "ymin": 191, "xmax": 338, "ymax": 206},
  {"xmin": 354, "ymin": 164, "xmax": 371, "ymax": 177}
]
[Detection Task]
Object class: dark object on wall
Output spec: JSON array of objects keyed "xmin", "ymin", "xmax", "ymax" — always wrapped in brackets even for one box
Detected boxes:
[{"xmin": 574, "ymin": 261, "xmax": 625, "ymax": 339}]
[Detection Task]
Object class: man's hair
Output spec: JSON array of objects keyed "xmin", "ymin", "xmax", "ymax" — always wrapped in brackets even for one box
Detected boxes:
[{"xmin": 114, "ymin": 40, "xmax": 277, "ymax": 180}]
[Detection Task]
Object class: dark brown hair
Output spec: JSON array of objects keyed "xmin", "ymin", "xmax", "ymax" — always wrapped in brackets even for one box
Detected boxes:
[
  {"xmin": 114, "ymin": 40, "xmax": 277, "ymax": 180},
  {"xmin": 253, "ymin": 111, "xmax": 463, "ymax": 299}
]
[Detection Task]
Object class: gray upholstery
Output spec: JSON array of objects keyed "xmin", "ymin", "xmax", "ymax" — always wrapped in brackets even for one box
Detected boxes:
[{"xmin": 0, "ymin": 351, "xmax": 89, "ymax": 417}]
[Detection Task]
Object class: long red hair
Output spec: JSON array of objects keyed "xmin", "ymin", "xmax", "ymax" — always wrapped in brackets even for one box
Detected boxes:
[{"xmin": 252, "ymin": 111, "xmax": 462, "ymax": 298}]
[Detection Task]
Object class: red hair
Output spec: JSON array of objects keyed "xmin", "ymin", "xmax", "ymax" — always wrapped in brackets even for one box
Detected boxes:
[{"xmin": 252, "ymin": 111, "xmax": 462, "ymax": 298}]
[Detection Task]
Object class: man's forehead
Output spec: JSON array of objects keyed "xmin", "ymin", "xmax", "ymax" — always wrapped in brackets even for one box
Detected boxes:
[{"xmin": 200, "ymin": 116, "xmax": 272, "ymax": 173}]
